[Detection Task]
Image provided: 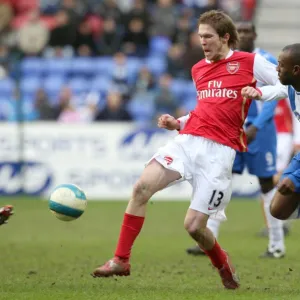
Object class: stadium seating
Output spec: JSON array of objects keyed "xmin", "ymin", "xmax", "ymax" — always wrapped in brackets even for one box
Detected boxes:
[
  {"xmin": 149, "ymin": 36, "xmax": 172, "ymax": 57},
  {"xmin": 43, "ymin": 75, "xmax": 66, "ymax": 102},
  {"xmin": 68, "ymin": 77, "xmax": 90, "ymax": 95},
  {"xmin": 20, "ymin": 57, "xmax": 44, "ymax": 77},
  {"xmin": 44, "ymin": 58, "xmax": 72, "ymax": 78},
  {"xmin": 144, "ymin": 56, "xmax": 167, "ymax": 77},
  {"xmin": 0, "ymin": 77, "xmax": 15, "ymax": 98},
  {"xmin": 19, "ymin": 76, "xmax": 41, "ymax": 98},
  {"xmin": 70, "ymin": 57, "xmax": 95, "ymax": 78}
]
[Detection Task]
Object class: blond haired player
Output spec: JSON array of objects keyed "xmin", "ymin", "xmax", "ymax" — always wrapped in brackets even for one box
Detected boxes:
[{"xmin": 92, "ymin": 11, "xmax": 282, "ymax": 289}]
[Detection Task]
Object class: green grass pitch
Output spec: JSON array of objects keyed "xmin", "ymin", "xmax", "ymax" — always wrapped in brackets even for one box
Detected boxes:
[{"xmin": 1, "ymin": 197, "xmax": 300, "ymax": 300}]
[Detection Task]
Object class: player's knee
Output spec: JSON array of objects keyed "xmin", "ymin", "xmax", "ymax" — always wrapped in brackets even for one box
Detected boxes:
[
  {"xmin": 132, "ymin": 179, "xmax": 152, "ymax": 205},
  {"xmin": 184, "ymin": 223, "xmax": 204, "ymax": 239},
  {"xmin": 270, "ymin": 207, "xmax": 285, "ymax": 220},
  {"xmin": 184, "ymin": 217, "xmax": 205, "ymax": 238}
]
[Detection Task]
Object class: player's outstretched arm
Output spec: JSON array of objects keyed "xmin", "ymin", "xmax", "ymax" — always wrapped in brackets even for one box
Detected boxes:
[
  {"xmin": 0, "ymin": 205, "xmax": 13, "ymax": 225},
  {"xmin": 258, "ymin": 84, "xmax": 288, "ymax": 101},
  {"xmin": 252, "ymin": 54, "xmax": 289, "ymax": 101},
  {"xmin": 241, "ymin": 84, "xmax": 288, "ymax": 102}
]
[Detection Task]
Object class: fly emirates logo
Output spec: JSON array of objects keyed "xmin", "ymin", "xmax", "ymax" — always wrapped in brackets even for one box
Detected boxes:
[{"xmin": 197, "ymin": 80, "xmax": 238, "ymax": 100}]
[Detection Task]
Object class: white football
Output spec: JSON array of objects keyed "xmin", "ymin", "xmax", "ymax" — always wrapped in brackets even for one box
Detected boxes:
[{"xmin": 48, "ymin": 184, "xmax": 87, "ymax": 221}]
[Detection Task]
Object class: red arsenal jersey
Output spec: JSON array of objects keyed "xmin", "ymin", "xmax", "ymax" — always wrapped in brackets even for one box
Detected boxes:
[
  {"xmin": 180, "ymin": 51, "xmax": 257, "ymax": 152},
  {"xmin": 274, "ymin": 99, "xmax": 292, "ymax": 133}
]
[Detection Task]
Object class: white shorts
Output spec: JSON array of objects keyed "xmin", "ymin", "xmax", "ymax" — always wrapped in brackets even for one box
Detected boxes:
[
  {"xmin": 147, "ymin": 134, "xmax": 236, "ymax": 220},
  {"xmin": 277, "ymin": 133, "xmax": 293, "ymax": 172}
]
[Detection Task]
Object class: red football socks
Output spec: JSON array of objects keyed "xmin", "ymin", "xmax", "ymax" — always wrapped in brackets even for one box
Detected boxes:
[
  {"xmin": 203, "ymin": 240, "xmax": 227, "ymax": 269},
  {"xmin": 114, "ymin": 213, "xmax": 145, "ymax": 261}
]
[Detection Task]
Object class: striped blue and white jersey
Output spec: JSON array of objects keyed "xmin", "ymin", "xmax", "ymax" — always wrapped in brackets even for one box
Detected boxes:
[{"xmin": 260, "ymin": 83, "xmax": 300, "ymax": 122}]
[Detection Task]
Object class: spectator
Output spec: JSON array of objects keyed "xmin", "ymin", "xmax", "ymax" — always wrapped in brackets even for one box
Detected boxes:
[
  {"xmin": 96, "ymin": 18, "xmax": 122, "ymax": 56},
  {"xmin": 150, "ymin": 0, "xmax": 177, "ymax": 38},
  {"xmin": 79, "ymin": 91, "xmax": 99, "ymax": 122},
  {"xmin": 95, "ymin": 91, "xmax": 132, "ymax": 121},
  {"xmin": 182, "ymin": 32, "xmax": 205, "ymax": 79},
  {"xmin": 167, "ymin": 44, "xmax": 188, "ymax": 79},
  {"xmin": 111, "ymin": 52, "xmax": 131, "ymax": 100},
  {"xmin": 172, "ymin": 11, "xmax": 193, "ymax": 45},
  {"xmin": 122, "ymin": 17, "xmax": 149, "ymax": 57},
  {"xmin": 0, "ymin": 45, "xmax": 10, "ymax": 78},
  {"xmin": 0, "ymin": 2, "xmax": 13, "ymax": 34},
  {"xmin": 130, "ymin": 66, "xmax": 155, "ymax": 95},
  {"xmin": 124, "ymin": 0, "xmax": 149, "ymax": 30},
  {"xmin": 48, "ymin": 10, "xmax": 77, "ymax": 47},
  {"xmin": 60, "ymin": 0, "xmax": 82, "ymax": 24},
  {"xmin": 18, "ymin": 10, "xmax": 49, "ymax": 56},
  {"xmin": 74, "ymin": 20, "xmax": 97, "ymax": 54},
  {"xmin": 40, "ymin": 0, "xmax": 60, "ymax": 14},
  {"xmin": 34, "ymin": 88, "xmax": 57, "ymax": 120},
  {"xmin": 56, "ymin": 87, "xmax": 82, "ymax": 123},
  {"xmin": 153, "ymin": 74, "xmax": 179, "ymax": 118},
  {"xmin": 77, "ymin": 44, "xmax": 92, "ymax": 56},
  {"xmin": 128, "ymin": 67, "xmax": 156, "ymax": 122},
  {"xmin": 220, "ymin": 0, "xmax": 242, "ymax": 21},
  {"xmin": 93, "ymin": 0, "xmax": 123, "ymax": 24}
]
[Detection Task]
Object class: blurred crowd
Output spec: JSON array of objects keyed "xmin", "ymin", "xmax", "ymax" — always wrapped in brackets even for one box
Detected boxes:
[{"xmin": 0, "ymin": 0, "xmax": 256, "ymax": 124}]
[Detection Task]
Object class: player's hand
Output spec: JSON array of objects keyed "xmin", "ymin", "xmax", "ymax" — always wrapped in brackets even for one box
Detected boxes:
[
  {"xmin": 245, "ymin": 125, "xmax": 258, "ymax": 145},
  {"xmin": 241, "ymin": 86, "xmax": 262, "ymax": 100},
  {"xmin": 0, "ymin": 205, "xmax": 13, "ymax": 225},
  {"xmin": 157, "ymin": 114, "xmax": 180, "ymax": 131},
  {"xmin": 277, "ymin": 178, "xmax": 295, "ymax": 195}
]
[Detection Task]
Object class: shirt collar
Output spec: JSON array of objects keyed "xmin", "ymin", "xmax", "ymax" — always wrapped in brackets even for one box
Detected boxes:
[{"xmin": 205, "ymin": 49, "xmax": 234, "ymax": 64}]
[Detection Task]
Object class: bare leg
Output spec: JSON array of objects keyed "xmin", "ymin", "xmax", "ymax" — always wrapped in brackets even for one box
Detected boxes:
[
  {"xmin": 126, "ymin": 160, "xmax": 181, "ymax": 216},
  {"xmin": 184, "ymin": 208, "xmax": 239, "ymax": 289},
  {"xmin": 184, "ymin": 209, "xmax": 215, "ymax": 250},
  {"xmin": 92, "ymin": 160, "xmax": 181, "ymax": 277}
]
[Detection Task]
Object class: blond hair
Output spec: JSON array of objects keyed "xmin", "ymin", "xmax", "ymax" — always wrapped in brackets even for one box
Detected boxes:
[{"xmin": 198, "ymin": 10, "xmax": 239, "ymax": 49}]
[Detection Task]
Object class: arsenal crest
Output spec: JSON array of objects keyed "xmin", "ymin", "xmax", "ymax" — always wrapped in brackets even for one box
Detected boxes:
[{"xmin": 226, "ymin": 62, "xmax": 240, "ymax": 74}]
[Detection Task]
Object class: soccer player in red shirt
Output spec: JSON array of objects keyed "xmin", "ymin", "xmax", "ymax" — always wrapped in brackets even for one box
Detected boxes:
[
  {"xmin": 0, "ymin": 205, "xmax": 13, "ymax": 225},
  {"xmin": 92, "ymin": 10, "xmax": 280, "ymax": 289}
]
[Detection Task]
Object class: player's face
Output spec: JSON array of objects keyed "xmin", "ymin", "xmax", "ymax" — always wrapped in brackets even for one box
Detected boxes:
[
  {"xmin": 236, "ymin": 23, "xmax": 256, "ymax": 52},
  {"xmin": 277, "ymin": 51, "xmax": 296, "ymax": 85},
  {"xmin": 198, "ymin": 24, "xmax": 227, "ymax": 61}
]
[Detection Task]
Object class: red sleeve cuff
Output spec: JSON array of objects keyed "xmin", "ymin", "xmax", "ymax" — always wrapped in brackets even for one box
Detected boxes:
[{"xmin": 255, "ymin": 88, "xmax": 262, "ymax": 96}]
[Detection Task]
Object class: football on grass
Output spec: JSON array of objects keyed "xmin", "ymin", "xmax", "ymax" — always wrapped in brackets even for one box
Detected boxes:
[{"xmin": 49, "ymin": 184, "xmax": 87, "ymax": 221}]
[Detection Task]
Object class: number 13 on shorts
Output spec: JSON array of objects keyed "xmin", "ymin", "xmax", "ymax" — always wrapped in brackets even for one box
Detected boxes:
[
  {"xmin": 208, "ymin": 190, "xmax": 224, "ymax": 210},
  {"xmin": 205, "ymin": 187, "xmax": 230, "ymax": 221}
]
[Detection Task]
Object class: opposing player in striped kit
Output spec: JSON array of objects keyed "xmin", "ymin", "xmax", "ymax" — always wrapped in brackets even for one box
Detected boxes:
[{"xmin": 242, "ymin": 43, "xmax": 300, "ymax": 221}]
